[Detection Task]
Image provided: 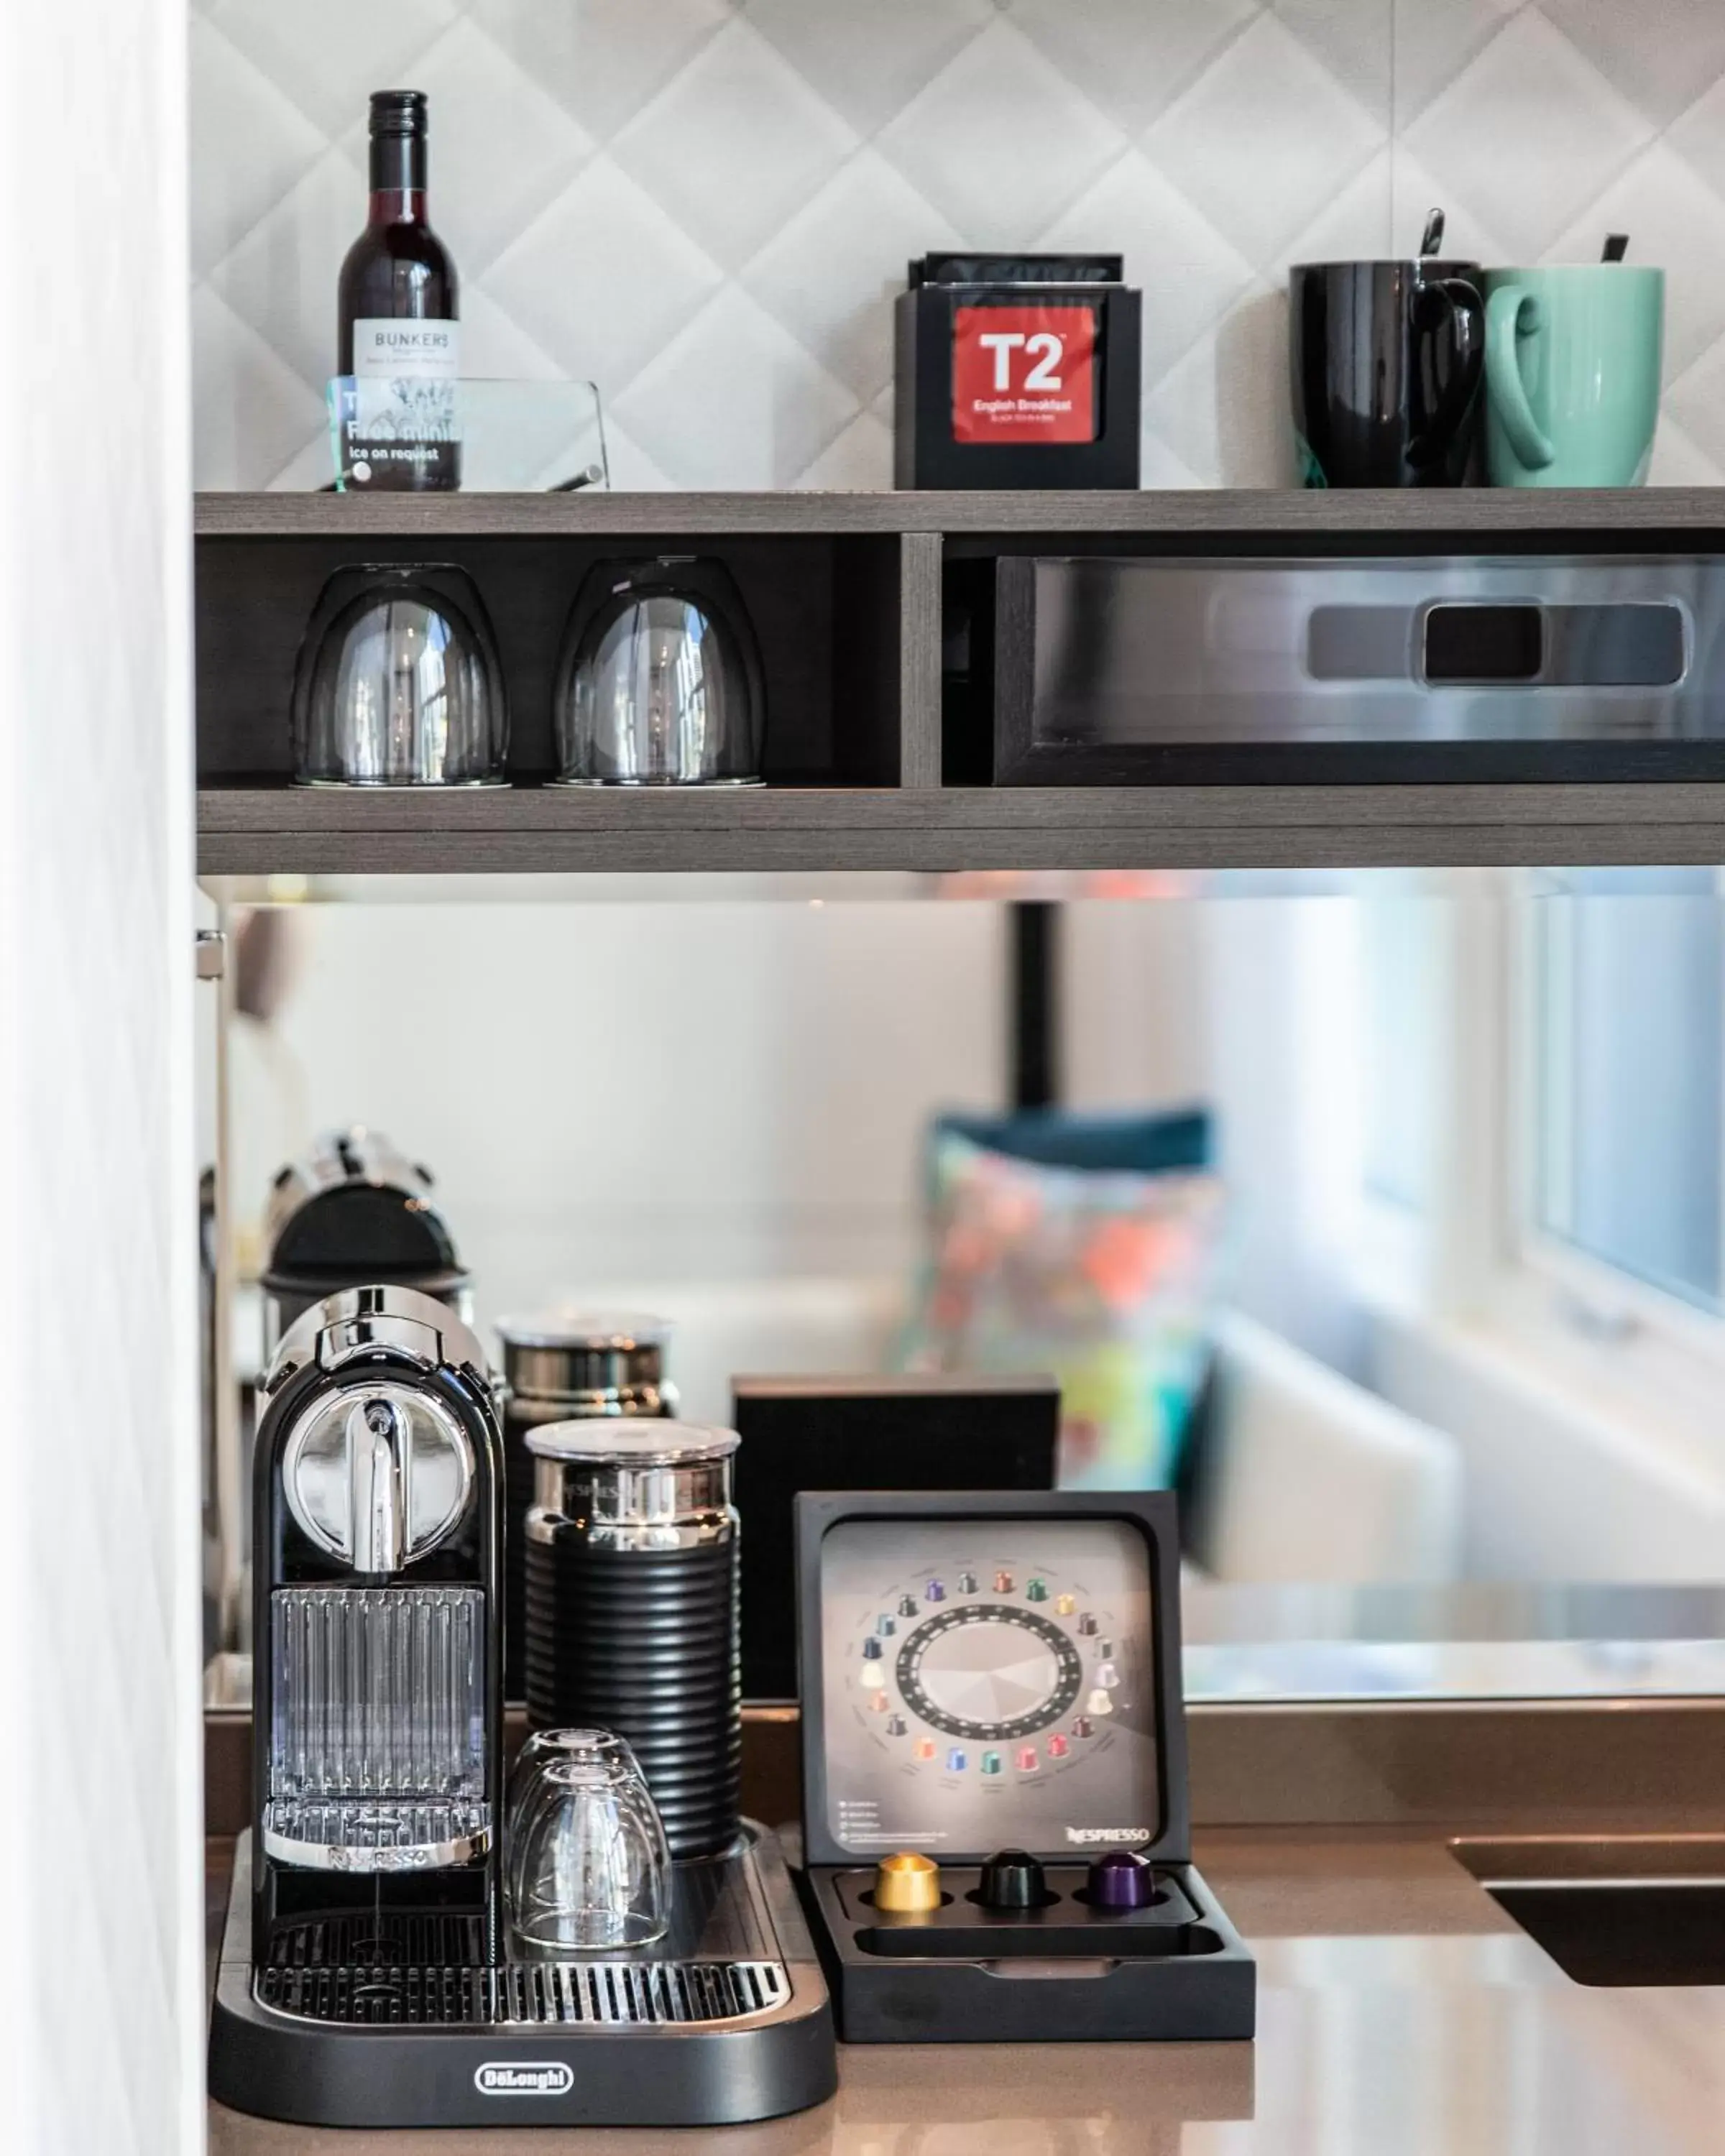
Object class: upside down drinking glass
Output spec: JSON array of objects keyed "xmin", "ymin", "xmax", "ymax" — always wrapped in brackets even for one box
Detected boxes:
[{"xmin": 507, "ymin": 1728, "xmax": 671, "ymax": 1954}]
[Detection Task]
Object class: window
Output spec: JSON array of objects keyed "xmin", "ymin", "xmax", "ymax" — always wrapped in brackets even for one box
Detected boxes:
[
  {"xmin": 1349, "ymin": 867, "xmax": 1725, "ymax": 1353},
  {"xmin": 1529, "ymin": 871, "xmax": 1725, "ymax": 1317},
  {"xmin": 1359, "ymin": 894, "xmax": 1438, "ymax": 1215}
]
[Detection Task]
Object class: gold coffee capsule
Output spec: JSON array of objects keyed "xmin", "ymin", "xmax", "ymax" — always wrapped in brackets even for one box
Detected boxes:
[{"xmin": 873, "ymin": 1850, "xmax": 942, "ymax": 1913}]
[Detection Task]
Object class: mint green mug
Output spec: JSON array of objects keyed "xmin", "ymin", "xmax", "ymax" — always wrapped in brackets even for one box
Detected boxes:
[{"xmin": 1483, "ymin": 265, "xmax": 1663, "ymax": 487}]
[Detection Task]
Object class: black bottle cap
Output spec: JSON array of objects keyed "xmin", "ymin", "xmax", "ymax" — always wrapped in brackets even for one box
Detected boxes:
[
  {"xmin": 978, "ymin": 1848, "xmax": 1046, "ymax": 1910},
  {"xmin": 369, "ymin": 90, "xmax": 428, "ymax": 136}
]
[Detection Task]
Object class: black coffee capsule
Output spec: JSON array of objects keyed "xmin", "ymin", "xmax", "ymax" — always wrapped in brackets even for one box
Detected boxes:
[{"xmin": 978, "ymin": 1848, "xmax": 1046, "ymax": 1910}]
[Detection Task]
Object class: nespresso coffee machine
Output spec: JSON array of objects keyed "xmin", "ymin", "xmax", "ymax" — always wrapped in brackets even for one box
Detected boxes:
[
  {"xmin": 211, "ymin": 1304, "xmax": 835, "ymax": 2130},
  {"xmin": 247, "ymin": 1284, "xmax": 505, "ymax": 1961},
  {"xmin": 261, "ymin": 1129, "xmax": 470, "ymax": 1355}
]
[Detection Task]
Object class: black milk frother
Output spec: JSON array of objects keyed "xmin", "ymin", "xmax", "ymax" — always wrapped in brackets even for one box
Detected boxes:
[{"xmin": 523, "ymin": 1421, "xmax": 742, "ymax": 1860}]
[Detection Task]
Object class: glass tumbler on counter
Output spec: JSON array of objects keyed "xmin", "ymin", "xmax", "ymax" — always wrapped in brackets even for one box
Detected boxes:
[
  {"xmin": 507, "ymin": 1728, "xmax": 671, "ymax": 1953},
  {"xmin": 290, "ymin": 562, "xmax": 509, "ymax": 786},
  {"xmin": 551, "ymin": 557, "xmax": 765, "ymax": 786}
]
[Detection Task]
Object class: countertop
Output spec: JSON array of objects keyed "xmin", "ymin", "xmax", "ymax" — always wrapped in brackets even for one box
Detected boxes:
[{"xmin": 207, "ymin": 1828, "xmax": 1725, "ymax": 2155}]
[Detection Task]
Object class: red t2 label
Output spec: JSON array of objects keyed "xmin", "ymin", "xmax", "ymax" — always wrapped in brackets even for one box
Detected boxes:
[{"xmin": 952, "ymin": 305, "xmax": 1098, "ymax": 445}]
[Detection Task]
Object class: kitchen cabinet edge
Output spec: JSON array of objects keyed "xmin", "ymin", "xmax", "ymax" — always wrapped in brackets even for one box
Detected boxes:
[
  {"xmin": 196, "ymin": 784, "xmax": 1725, "ymax": 875},
  {"xmin": 194, "ymin": 488, "xmax": 1725, "ymax": 540}
]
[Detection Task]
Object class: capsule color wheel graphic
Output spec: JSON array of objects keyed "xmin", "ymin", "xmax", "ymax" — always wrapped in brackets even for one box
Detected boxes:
[{"xmin": 850, "ymin": 1557, "xmax": 1132, "ymax": 1795}]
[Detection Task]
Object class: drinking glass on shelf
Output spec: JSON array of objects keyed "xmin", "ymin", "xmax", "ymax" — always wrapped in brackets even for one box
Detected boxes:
[
  {"xmin": 507, "ymin": 1728, "xmax": 671, "ymax": 1954},
  {"xmin": 290, "ymin": 561, "xmax": 509, "ymax": 786},
  {"xmin": 551, "ymin": 557, "xmax": 765, "ymax": 786}
]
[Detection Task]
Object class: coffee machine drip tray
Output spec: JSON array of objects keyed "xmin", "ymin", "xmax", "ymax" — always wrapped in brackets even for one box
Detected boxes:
[
  {"xmin": 261, "ymin": 1795, "xmax": 493, "ymax": 1871},
  {"xmin": 260, "ymin": 1932, "xmax": 791, "ymax": 2027},
  {"xmin": 255, "ymin": 1834, "xmax": 789, "ymax": 2024},
  {"xmin": 211, "ymin": 1824, "xmax": 837, "ymax": 2128}
]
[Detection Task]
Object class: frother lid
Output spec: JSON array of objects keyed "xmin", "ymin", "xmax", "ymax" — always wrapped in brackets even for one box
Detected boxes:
[
  {"xmin": 496, "ymin": 1310, "xmax": 671, "ymax": 1353},
  {"xmin": 524, "ymin": 1417, "xmax": 737, "ymax": 1465},
  {"xmin": 495, "ymin": 1309, "xmax": 673, "ymax": 1413}
]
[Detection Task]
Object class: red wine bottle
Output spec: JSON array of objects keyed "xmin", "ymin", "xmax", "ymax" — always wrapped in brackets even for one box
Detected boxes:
[{"xmin": 337, "ymin": 90, "xmax": 459, "ymax": 492}]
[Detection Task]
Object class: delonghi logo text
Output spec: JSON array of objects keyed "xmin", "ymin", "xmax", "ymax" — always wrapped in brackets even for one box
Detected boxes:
[
  {"xmin": 474, "ymin": 2062, "xmax": 574, "ymax": 2098},
  {"xmin": 1065, "ymin": 1826, "xmax": 1153, "ymax": 1846}
]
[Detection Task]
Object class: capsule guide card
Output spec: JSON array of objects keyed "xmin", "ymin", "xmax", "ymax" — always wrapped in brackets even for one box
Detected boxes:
[{"xmin": 818, "ymin": 1516, "xmax": 1161, "ymax": 1859}]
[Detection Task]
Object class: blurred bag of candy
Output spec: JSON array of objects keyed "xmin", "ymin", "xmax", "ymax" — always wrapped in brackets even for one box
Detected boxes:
[{"xmin": 903, "ymin": 1109, "xmax": 1228, "ymax": 1489}]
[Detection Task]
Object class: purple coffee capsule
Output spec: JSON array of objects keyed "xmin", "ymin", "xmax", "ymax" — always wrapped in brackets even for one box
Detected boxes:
[{"xmin": 1087, "ymin": 1848, "xmax": 1154, "ymax": 1909}]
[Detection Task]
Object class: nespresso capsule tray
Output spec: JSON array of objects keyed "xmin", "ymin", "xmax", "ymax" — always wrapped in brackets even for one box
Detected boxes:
[{"xmin": 793, "ymin": 1492, "xmax": 1255, "ymax": 2043}]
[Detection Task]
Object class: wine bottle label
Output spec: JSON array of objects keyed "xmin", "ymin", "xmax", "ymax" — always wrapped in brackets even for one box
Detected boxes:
[{"xmin": 349, "ymin": 317, "xmax": 461, "ymax": 450}]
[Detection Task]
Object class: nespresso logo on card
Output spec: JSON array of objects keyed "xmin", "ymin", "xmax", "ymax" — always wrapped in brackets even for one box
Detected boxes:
[
  {"xmin": 474, "ymin": 2062, "xmax": 574, "ymax": 2097},
  {"xmin": 1065, "ymin": 1825, "xmax": 1151, "ymax": 1846}
]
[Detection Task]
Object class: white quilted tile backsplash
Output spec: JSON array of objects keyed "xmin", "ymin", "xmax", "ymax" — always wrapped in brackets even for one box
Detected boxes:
[{"xmin": 191, "ymin": 0, "xmax": 1725, "ymax": 488}]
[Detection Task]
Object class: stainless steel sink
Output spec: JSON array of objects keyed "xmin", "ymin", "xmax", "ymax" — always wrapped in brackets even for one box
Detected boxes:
[{"xmin": 1453, "ymin": 1837, "xmax": 1725, "ymax": 1988}]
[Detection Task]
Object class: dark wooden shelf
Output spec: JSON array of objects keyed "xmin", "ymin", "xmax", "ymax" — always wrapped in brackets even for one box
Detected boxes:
[
  {"xmin": 195, "ymin": 492, "xmax": 1725, "ymax": 877},
  {"xmin": 196, "ymin": 487, "xmax": 1725, "ymax": 540},
  {"xmin": 197, "ymin": 780, "xmax": 1725, "ymax": 877}
]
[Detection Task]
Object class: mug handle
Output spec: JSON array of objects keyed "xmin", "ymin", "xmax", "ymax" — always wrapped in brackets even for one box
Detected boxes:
[
  {"xmin": 1407, "ymin": 275, "xmax": 1486, "ymax": 471},
  {"xmin": 1486, "ymin": 285, "xmax": 1555, "ymax": 470}
]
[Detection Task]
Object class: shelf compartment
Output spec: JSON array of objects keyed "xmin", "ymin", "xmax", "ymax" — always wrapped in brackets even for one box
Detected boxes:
[
  {"xmin": 196, "ymin": 528, "xmax": 929, "ymax": 792},
  {"xmin": 959, "ymin": 550, "xmax": 1725, "ymax": 788}
]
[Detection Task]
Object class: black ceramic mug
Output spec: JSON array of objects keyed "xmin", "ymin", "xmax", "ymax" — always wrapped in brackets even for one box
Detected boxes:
[{"xmin": 1290, "ymin": 258, "xmax": 1486, "ymax": 487}]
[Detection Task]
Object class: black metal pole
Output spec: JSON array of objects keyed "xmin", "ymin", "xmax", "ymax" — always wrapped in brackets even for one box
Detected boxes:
[{"xmin": 1009, "ymin": 900, "xmax": 1061, "ymax": 1110}]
